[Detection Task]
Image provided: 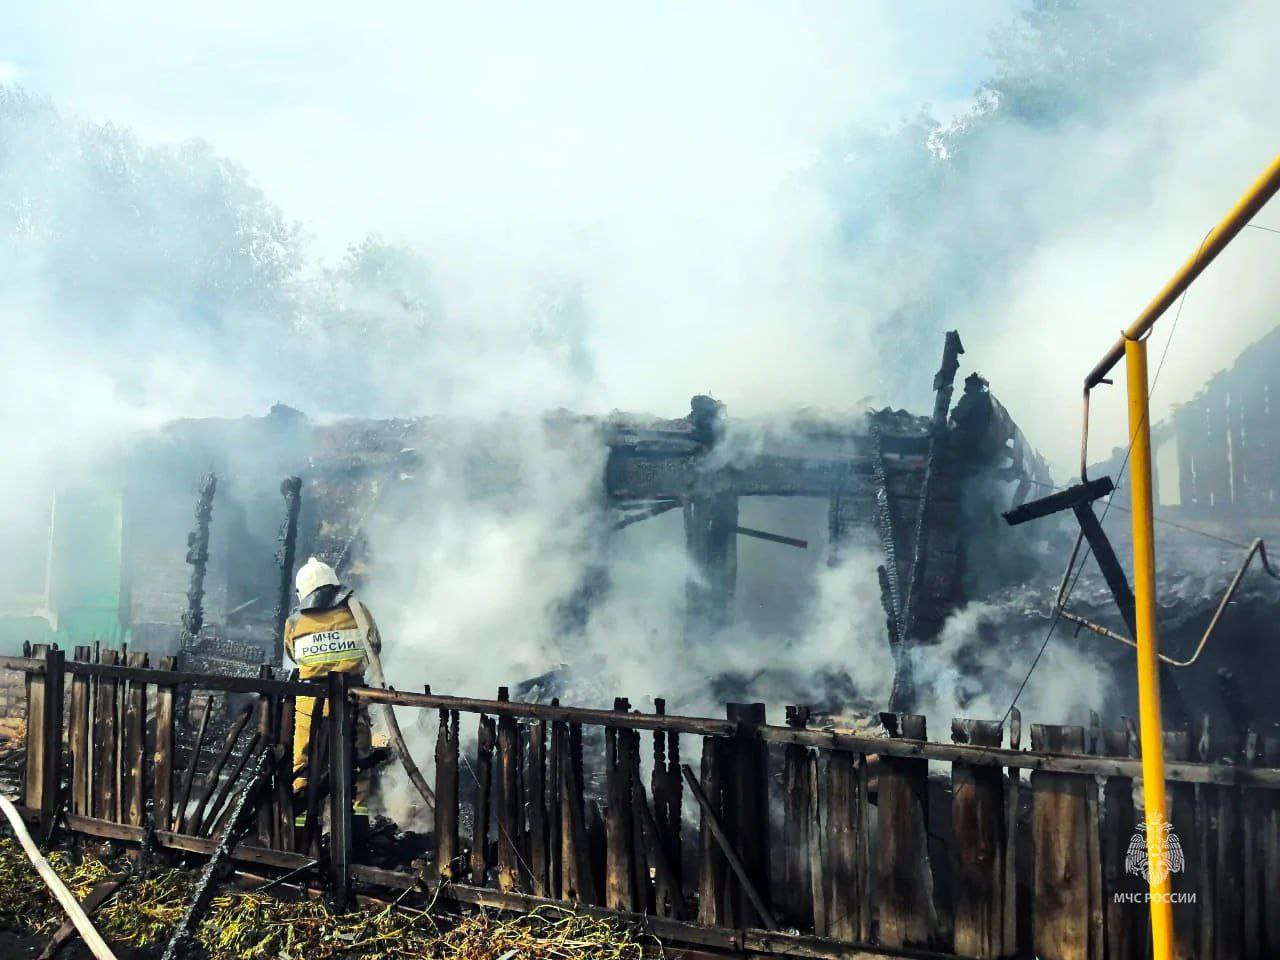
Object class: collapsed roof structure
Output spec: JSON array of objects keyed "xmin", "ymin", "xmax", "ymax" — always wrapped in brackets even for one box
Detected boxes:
[{"xmin": 7, "ymin": 327, "xmax": 1280, "ymax": 738}]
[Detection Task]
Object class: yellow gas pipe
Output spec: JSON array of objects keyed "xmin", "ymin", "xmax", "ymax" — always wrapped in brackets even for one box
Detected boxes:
[{"xmin": 1084, "ymin": 152, "xmax": 1280, "ymax": 960}]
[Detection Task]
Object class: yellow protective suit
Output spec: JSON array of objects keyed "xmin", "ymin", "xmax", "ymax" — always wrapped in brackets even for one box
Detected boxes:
[{"xmin": 284, "ymin": 586, "xmax": 378, "ymax": 793}]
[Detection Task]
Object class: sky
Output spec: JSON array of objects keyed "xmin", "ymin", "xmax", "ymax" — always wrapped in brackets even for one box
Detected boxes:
[{"xmin": 0, "ymin": 2, "xmax": 1006, "ymax": 262}]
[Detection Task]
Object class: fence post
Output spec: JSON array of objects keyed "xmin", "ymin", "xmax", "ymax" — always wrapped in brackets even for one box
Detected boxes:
[
  {"xmin": 326, "ymin": 670, "xmax": 354, "ymax": 910},
  {"xmin": 434, "ymin": 707, "xmax": 460, "ymax": 882},
  {"xmin": 121, "ymin": 651, "xmax": 149, "ymax": 827},
  {"xmin": 781, "ymin": 705, "xmax": 814, "ymax": 929},
  {"xmin": 951, "ymin": 718, "xmax": 1006, "ymax": 959},
  {"xmin": 68, "ymin": 647, "xmax": 92, "ymax": 819},
  {"xmin": 1102, "ymin": 728, "xmax": 1141, "ymax": 960},
  {"xmin": 877, "ymin": 713, "xmax": 940, "ymax": 949},
  {"xmin": 697, "ymin": 734, "xmax": 728, "ymax": 926},
  {"xmin": 726, "ymin": 701, "xmax": 770, "ymax": 928},
  {"xmin": 152, "ymin": 657, "xmax": 178, "ymax": 835},
  {"xmin": 495, "ymin": 687, "xmax": 522, "ymax": 893},
  {"xmin": 1030, "ymin": 723, "xmax": 1092, "ymax": 960},
  {"xmin": 605, "ymin": 697, "xmax": 636, "ymax": 911},
  {"xmin": 25, "ymin": 645, "xmax": 65, "ymax": 839},
  {"xmin": 527, "ymin": 717, "xmax": 549, "ymax": 896}
]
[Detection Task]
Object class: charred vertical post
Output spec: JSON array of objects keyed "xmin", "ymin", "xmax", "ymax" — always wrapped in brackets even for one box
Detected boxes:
[
  {"xmin": 527, "ymin": 718, "xmax": 549, "ymax": 896},
  {"xmin": 650, "ymin": 697, "xmax": 683, "ymax": 902},
  {"xmin": 556, "ymin": 716, "xmax": 595, "ymax": 904},
  {"xmin": 495, "ymin": 688, "xmax": 521, "ymax": 893},
  {"xmin": 627, "ymin": 727, "xmax": 651, "ymax": 912},
  {"xmin": 549, "ymin": 708, "xmax": 563, "ymax": 899},
  {"xmin": 121, "ymin": 652, "xmax": 148, "ymax": 827},
  {"xmin": 1004, "ymin": 707, "xmax": 1023, "ymax": 956},
  {"xmin": 726, "ymin": 702, "xmax": 770, "ymax": 928},
  {"xmin": 326, "ymin": 670, "xmax": 354, "ymax": 910},
  {"xmin": 24, "ymin": 645, "xmax": 65, "ymax": 839},
  {"xmin": 950, "ymin": 718, "xmax": 1006, "ymax": 959},
  {"xmin": 69, "ymin": 647, "xmax": 92, "ymax": 818},
  {"xmin": 180, "ymin": 473, "xmax": 217, "ymax": 647},
  {"xmin": 781, "ymin": 706, "xmax": 814, "ymax": 929},
  {"xmin": 251, "ymin": 665, "xmax": 276, "ymax": 847},
  {"xmin": 682, "ymin": 396, "xmax": 736, "ymax": 645},
  {"xmin": 1260, "ymin": 737, "xmax": 1280, "ymax": 957},
  {"xmin": 698, "ymin": 735, "xmax": 728, "ymax": 926},
  {"xmin": 272, "ymin": 477, "xmax": 303, "ymax": 668},
  {"xmin": 434, "ymin": 708, "xmax": 460, "ymax": 882},
  {"xmin": 470, "ymin": 715, "xmax": 496, "ymax": 886},
  {"xmin": 1164, "ymin": 731, "xmax": 1196, "ymax": 960},
  {"xmin": 1102, "ymin": 729, "xmax": 1141, "ymax": 960},
  {"xmin": 877, "ymin": 713, "xmax": 939, "ymax": 949},
  {"xmin": 95, "ymin": 649, "xmax": 120, "ymax": 822},
  {"xmin": 824, "ymin": 747, "xmax": 862, "ymax": 941},
  {"xmin": 605, "ymin": 697, "xmax": 636, "ymax": 911},
  {"xmin": 273, "ymin": 688, "xmax": 295, "ymax": 852},
  {"xmin": 152, "ymin": 657, "xmax": 178, "ymax": 835},
  {"xmin": 1030, "ymin": 724, "xmax": 1092, "ymax": 960}
]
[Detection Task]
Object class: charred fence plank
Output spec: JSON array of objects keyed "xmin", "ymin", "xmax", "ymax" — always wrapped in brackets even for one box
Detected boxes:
[
  {"xmin": 877, "ymin": 713, "xmax": 939, "ymax": 949},
  {"xmin": 950, "ymin": 718, "xmax": 1005, "ymax": 959}
]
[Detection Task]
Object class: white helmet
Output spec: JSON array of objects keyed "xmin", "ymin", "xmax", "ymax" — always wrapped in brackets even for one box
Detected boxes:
[{"xmin": 295, "ymin": 556, "xmax": 339, "ymax": 600}]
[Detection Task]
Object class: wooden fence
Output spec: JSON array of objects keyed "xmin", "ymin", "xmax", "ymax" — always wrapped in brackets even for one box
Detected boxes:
[{"xmin": 2, "ymin": 643, "xmax": 1279, "ymax": 960}]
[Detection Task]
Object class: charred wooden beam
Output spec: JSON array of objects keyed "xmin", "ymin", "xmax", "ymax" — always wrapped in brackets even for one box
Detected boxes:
[
  {"xmin": 179, "ymin": 472, "xmax": 217, "ymax": 646},
  {"xmin": 271, "ymin": 477, "xmax": 303, "ymax": 667}
]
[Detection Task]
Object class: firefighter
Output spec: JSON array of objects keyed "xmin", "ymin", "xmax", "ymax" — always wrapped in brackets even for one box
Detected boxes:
[{"xmin": 284, "ymin": 556, "xmax": 376, "ymax": 804}]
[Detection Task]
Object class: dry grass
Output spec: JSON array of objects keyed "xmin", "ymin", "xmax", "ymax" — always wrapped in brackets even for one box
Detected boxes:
[{"xmin": 0, "ymin": 839, "xmax": 650, "ymax": 959}]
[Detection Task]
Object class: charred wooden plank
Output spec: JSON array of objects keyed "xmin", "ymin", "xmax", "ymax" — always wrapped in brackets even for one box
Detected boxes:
[
  {"xmin": 605, "ymin": 699, "xmax": 636, "ymax": 911},
  {"xmin": 326, "ymin": 671, "xmax": 355, "ymax": 910},
  {"xmin": 633, "ymin": 774, "xmax": 683, "ymax": 920},
  {"xmin": 549, "ymin": 710, "xmax": 563, "ymax": 899},
  {"xmin": 174, "ymin": 695, "xmax": 212, "ymax": 833},
  {"xmin": 697, "ymin": 736, "xmax": 728, "ymax": 927},
  {"xmin": 761, "ymin": 723, "xmax": 1280, "ymax": 787},
  {"xmin": 627, "ymin": 728, "xmax": 651, "ymax": 913},
  {"xmin": 950, "ymin": 718, "xmax": 1005, "ymax": 959},
  {"xmin": 1165, "ymin": 731, "xmax": 1196, "ymax": 960},
  {"xmin": 22, "ymin": 644, "xmax": 49, "ymax": 820},
  {"xmin": 808, "ymin": 750, "xmax": 827, "ymax": 936},
  {"xmin": 470, "ymin": 714, "xmax": 496, "ymax": 886},
  {"xmin": 1261, "ymin": 737, "xmax": 1280, "ymax": 956},
  {"xmin": 781, "ymin": 710, "xmax": 814, "ymax": 928},
  {"xmin": 1102, "ymin": 729, "xmax": 1141, "ymax": 960},
  {"xmin": 121, "ymin": 652, "xmax": 149, "ymax": 827},
  {"xmin": 824, "ymin": 749, "xmax": 860, "ymax": 942},
  {"xmin": 434, "ymin": 708, "xmax": 460, "ymax": 882},
  {"xmin": 527, "ymin": 718, "xmax": 549, "ymax": 896},
  {"xmin": 877, "ymin": 714, "xmax": 939, "ymax": 949},
  {"xmin": 254, "ymin": 665, "xmax": 278, "ymax": 848},
  {"xmin": 206, "ymin": 733, "xmax": 264, "ymax": 837},
  {"xmin": 68, "ymin": 647, "xmax": 92, "ymax": 819},
  {"xmin": 355, "ymin": 686, "xmax": 733, "ymax": 738},
  {"xmin": 557, "ymin": 720, "xmax": 596, "ymax": 904},
  {"xmin": 495, "ymin": 690, "xmax": 522, "ymax": 893},
  {"xmin": 681, "ymin": 763, "xmax": 778, "ymax": 931},
  {"xmin": 189, "ymin": 704, "xmax": 253, "ymax": 837},
  {"xmin": 94, "ymin": 649, "xmax": 120, "ymax": 823},
  {"xmin": 151, "ymin": 657, "xmax": 178, "ymax": 836},
  {"xmin": 274, "ymin": 682, "xmax": 297, "ymax": 852},
  {"xmin": 1031, "ymin": 724, "xmax": 1091, "ymax": 960},
  {"xmin": 161, "ymin": 745, "xmax": 273, "ymax": 960},
  {"xmin": 726, "ymin": 702, "xmax": 770, "ymax": 928}
]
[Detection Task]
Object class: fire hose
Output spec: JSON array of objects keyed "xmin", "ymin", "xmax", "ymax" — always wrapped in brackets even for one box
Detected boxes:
[{"xmin": 350, "ymin": 599, "xmax": 436, "ymax": 810}]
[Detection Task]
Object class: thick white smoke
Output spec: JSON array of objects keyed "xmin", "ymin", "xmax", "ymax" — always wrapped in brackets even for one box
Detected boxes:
[{"xmin": 4, "ymin": 1, "xmax": 1280, "ymax": 746}]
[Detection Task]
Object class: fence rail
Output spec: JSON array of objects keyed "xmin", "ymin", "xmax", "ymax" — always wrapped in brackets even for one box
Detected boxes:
[{"xmin": 2, "ymin": 643, "xmax": 1278, "ymax": 960}]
